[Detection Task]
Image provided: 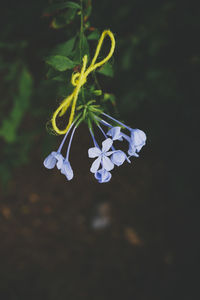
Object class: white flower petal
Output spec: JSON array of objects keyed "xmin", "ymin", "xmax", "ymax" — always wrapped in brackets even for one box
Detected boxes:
[
  {"xmin": 61, "ymin": 161, "xmax": 73, "ymax": 180},
  {"xmin": 111, "ymin": 150, "xmax": 126, "ymax": 166},
  {"xmin": 88, "ymin": 147, "xmax": 101, "ymax": 158},
  {"xmin": 94, "ymin": 168, "xmax": 112, "ymax": 183},
  {"xmin": 130, "ymin": 129, "xmax": 147, "ymax": 149},
  {"xmin": 43, "ymin": 153, "xmax": 57, "ymax": 169},
  {"xmin": 105, "ymin": 151, "xmax": 114, "ymax": 156},
  {"xmin": 102, "ymin": 138, "xmax": 113, "ymax": 152},
  {"xmin": 102, "ymin": 156, "xmax": 114, "ymax": 171},
  {"xmin": 101, "ymin": 169, "xmax": 112, "ymax": 182},
  {"xmin": 56, "ymin": 154, "xmax": 64, "ymax": 170},
  {"xmin": 107, "ymin": 127, "xmax": 123, "ymax": 141},
  {"xmin": 90, "ymin": 157, "xmax": 101, "ymax": 173},
  {"xmin": 128, "ymin": 145, "xmax": 139, "ymax": 157}
]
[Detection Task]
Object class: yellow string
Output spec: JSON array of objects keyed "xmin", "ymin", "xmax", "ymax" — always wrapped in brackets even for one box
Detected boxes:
[{"xmin": 51, "ymin": 29, "xmax": 116, "ymax": 135}]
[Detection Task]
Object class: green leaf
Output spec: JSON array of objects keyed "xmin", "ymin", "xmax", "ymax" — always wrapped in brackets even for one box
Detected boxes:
[
  {"xmin": 82, "ymin": 34, "xmax": 90, "ymax": 58},
  {"xmin": 44, "ymin": 1, "xmax": 80, "ymax": 14},
  {"xmin": 71, "ymin": 42, "xmax": 81, "ymax": 62},
  {"xmin": 93, "ymin": 90, "xmax": 102, "ymax": 96},
  {"xmin": 84, "ymin": 0, "xmax": 92, "ymax": 18},
  {"xmin": 4, "ymin": 62, "xmax": 19, "ymax": 82},
  {"xmin": 88, "ymin": 30, "xmax": 100, "ymax": 40},
  {"xmin": 97, "ymin": 62, "xmax": 114, "ymax": 77},
  {"xmin": 46, "ymin": 55, "xmax": 75, "ymax": 71},
  {"xmin": 0, "ymin": 66, "xmax": 33, "ymax": 143},
  {"xmin": 46, "ymin": 68, "xmax": 67, "ymax": 82},
  {"xmin": 65, "ymin": 1, "xmax": 81, "ymax": 9},
  {"xmin": 103, "ymin": 93, "xmax": 116, "ymax": 105},
  {"xmin": 52, "ymin": 36, "xmax": 76, "ymax": 56},
  {"xmin": 51, "ymin": 8, "xmax": 77, "ymax": 28}
]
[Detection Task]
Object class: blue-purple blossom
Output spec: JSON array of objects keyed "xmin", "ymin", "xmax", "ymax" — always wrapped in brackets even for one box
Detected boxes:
[
  {"xmin": 61, "ymin": 160, "xmax": 73, "ymax": 180},
  {"xmin": 43, "ymin": 122, "xmax": 75, "ymax": 170},
  {"xmin": 88, "ymin": 138, "xmax": 114, "ymax": 173},
  {"xmin": 111, "ymin": 150, "xmax": 130, "ymax": 166},
  {"xmin": 59, "ymin": 125, "xmax": 77, "ymax": 180},
  {"xmin": 97, "ymin": 124, "xmax": 129, "ymax": 167},
  {"xmin": 43, "ymin": 121, "xmax": 77, "ymax": 181},
  {"xmin": 43, "ymin": 151, "xmax": 57, "ymax": 169},
  {"xmin": 94, "ymin": 168, "xmax": 112, "ymax": 183},
  {"xmin": 107, "ymin": 126, "xmax": 123, "ymax": 141},
  {"xmin": 128, "ymin": 129, "xmax": 146, "ymax": 157},
  {"xmin": 56, "ymin": 153, "xmax": 64, "ymax": 169},
  {"xmin": 44, "ymin": 111, "xmax": 147, "ymax": 183},
  {"xmin": 99, "ymin": 113, "xmax": 147, "ymax": 158},
  {"xmin": 43, "ymin": 151, "xmax": 64, "ymax": 169}
]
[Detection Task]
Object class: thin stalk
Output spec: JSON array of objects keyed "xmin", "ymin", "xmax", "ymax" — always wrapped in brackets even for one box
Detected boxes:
[
  {"xmin": 79, "ymin": 0, "xmax": 84, "ymax": 61},
  {"xmin": 80, "ymin": 0, "xmax": 85, "ymax": 104},
  {"xmin": 102, "ymin": 112, "xmax": 132, "ymax": 131},
  {"xmin": 57, "ymin": 114, "xmax": 81, "ymax": 153},
  {"xmin": 89, "ymin": 128, "xmax": 99, "ymax": 148},
  {"xmin": 66, "ymin": 126, "xmax": 77, "ymax": 160}
]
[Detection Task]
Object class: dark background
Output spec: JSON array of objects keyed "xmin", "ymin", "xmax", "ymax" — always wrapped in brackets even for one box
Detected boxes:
[{"xmin": 0, "ymin": 0, "xmax": 199, "ymax": 299}]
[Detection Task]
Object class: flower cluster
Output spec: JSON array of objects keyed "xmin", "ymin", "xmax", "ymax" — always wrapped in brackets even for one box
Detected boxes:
[
  {"xmin": 43, "ymin": 123, "xmax": 76, "ymax": 181},
  {"xmin": 88, "ymin": 113, "xmax": 146, "ymax": 183},
  {"xmin": 43, "ymin": 112, "xmax": 146, "ymax": 183}
]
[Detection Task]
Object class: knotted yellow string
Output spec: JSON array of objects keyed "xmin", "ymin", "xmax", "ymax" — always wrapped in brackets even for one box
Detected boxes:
[{"xmin": 51, "ymin": 29, "xmax": 115, "ymax": 135}]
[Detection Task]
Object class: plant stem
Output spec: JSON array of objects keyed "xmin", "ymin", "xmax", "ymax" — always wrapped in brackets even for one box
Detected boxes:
[
  {"xmin": 80, "ymin": 0, "xmax": 84, "ymax": 61},
  {"xmin": 80, "ymin": 0, "xmax": 85, "ymax": 104},
  {"xmin": 92, "ymin": 72, "xmax": 103, "ymax": 105},
  {"xmin": 93, "ymin": 72, "xmax": 102, "ymax": 91}
]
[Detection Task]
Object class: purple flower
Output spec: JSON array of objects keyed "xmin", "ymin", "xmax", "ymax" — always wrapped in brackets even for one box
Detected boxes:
[
  {"xmin": 43, "ymin": 122, "xmax": 74, "ymax": 170},
  {"xmin": 128, "ymin": 129, "xmax": 146, "ymax": 157},
  {"xmin": 100, "ymin": 113, "xmax": 147, "ymax": 157},
  {"xmin": 110, "ymin": 150, "xmax": 130, "ymax": 166},
  {"xmin": 94, "ymin": 168, "xmax": 112, "ymax": 183},
  {"xmin": 43, "ymin": 151, "xmax": 64, "ymax": 169},
  {"xmin": 55, "ymin": 153, "xmax": 64, "ymax": 169},
  {"xmin": 61, "ymin": 160, "xmax": 73, "ymax": 180},
  {"xmin": 43, "ymin": 151, "xmax": 57, "ymax": 169},
  {"xmin": 43, "ymin": 121, "xmax": 77, "ymax": 181},
  {"xmin": 88, "ymin": 138, "xmax": 114, "ymax": 173},
  {"xmin": 107, "ymin": 126, "xmax": 123, "ymax": 141},
  {"xmin": 60, "ymin": 125, "xmax": 77, "ymax": 181}
]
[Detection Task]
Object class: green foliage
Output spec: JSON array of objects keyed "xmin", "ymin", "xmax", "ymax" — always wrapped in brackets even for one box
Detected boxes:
[
  {"xmin": 51, "ymin": 36, "xmax": 76, "ymax": 56},
  {"xmin": 48, "ymin": 1, "xmax": 82, "ymax": 29},
  {"xmin": 0, "ymin": 66, "xmax": 33, "ymax": 143},
  {"xmin": 97, "ymin": 62, "xmax": 114, "ymax": 77},
  {"xmin": 87, "ymin": 29, "xmax": 100, "ymax": 40},
  {"xmin": 81, "ymin": 33, "xmax": 90, "ymax": 58},
  {"xmin": 44, "ymin": 1, "xmax": 81, "ymax": 15},
  {"xmin": 0, "ymin": 0, "xmax": 199, "ymax": 188},
  {"xmin": 46, "ymin": 55, "xmax": 76, "ymax": 71}
]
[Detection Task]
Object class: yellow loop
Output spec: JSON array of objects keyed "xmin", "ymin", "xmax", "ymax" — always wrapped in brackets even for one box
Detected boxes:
[
  {"xmin": 71, "ymin": 73, "xmax": 80, "ymax": 86},
  {"xmin": 51, "ymin": 30, "xmax": 115, "ymax": 135}
]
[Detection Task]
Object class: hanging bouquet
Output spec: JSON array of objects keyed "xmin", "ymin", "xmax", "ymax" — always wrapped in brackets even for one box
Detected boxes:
[{"xmin": 43, "ymin": 1, "xmax": 146, "ymax": 183}]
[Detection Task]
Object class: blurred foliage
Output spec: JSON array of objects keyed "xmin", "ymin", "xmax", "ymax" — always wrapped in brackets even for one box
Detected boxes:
[
  {"xmin": 0, "ymin": 0, "xmax": 199, "ymax": 187},
  {"xmin": 0, "ymin": 66, "xmax": 33, "ymax": 143}
]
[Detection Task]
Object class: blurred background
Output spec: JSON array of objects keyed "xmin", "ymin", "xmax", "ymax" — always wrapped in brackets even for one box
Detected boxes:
[{"xmin": 0, "ymin": 0, "xmax": 199, "ymax": 299}]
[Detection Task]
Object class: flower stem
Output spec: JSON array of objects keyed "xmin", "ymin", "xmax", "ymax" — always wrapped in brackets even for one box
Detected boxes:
[
  {"xmin": 102, "ymin": 112, "xmax": 132, "ymax": 130},
  {"xmin": 66, "ymin": 126, "xmax": 77, "ymax": 160},
  {"xmin": 89, "ymin": 128, "xmax": 99, "ymax": 148},
  {"xmin": 57, "ymin": 123, "xmax": 73, "ymax": 153},
  {"xmin": 57, "ymin": 114, "xmax": 81, "ymax": 153},
  {"xmin": 96, "ymin": 117, "xmax": 112, "ymax": 128},
  {"xmin": 79, "ymin": 0, "xmax": 84, "ymax": 61},
  {"xmin": 80, "ymin": 0, "xmax": 85, "ymax": 104}
]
